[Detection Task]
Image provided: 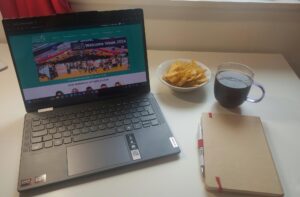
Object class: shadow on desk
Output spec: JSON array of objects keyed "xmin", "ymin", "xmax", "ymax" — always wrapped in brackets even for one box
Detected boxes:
[
  {"xmin": 171, "ymin": 88, "xmax": 208, "ymax": 104},
  {"xmin": 156, "ymin": 87, "xmax": 209, "ymax": 107},
  {"xmin": 211, "ymin": 102, "xmax": 242, "ymax": 115},
  {"xmin": 19, "ymin": 154, "xmax": 180, "ymax": 196}
]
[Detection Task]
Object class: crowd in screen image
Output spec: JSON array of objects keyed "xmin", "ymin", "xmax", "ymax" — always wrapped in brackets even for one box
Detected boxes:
[{"xmin": 33, "ymin": 38, "xmax": 130, "ymax": 82}]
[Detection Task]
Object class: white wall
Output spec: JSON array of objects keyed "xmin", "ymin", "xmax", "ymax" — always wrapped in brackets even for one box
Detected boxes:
[
  {"xmin": 71, "ymin": 1, "xmax": 300, "ymax": 77},
  {"xmin": 1, "ymin": 0, "xmax": 300, "ymax": 77}
]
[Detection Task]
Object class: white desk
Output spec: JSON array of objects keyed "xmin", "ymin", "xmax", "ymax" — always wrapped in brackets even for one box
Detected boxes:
[{"xmin": 0, "ymin": 43, "xmax": 299, "ymax": 197}]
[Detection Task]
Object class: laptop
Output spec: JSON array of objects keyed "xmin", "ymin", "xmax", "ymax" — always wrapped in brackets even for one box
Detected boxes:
[{"xmin": 3, "ymin": 9, "xmax": 180, "ymax": 192}]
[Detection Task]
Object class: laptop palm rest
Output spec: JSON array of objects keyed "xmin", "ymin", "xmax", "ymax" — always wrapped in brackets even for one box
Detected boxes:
[{"xmin": 67, "ymin": 136, "xmax": 131, "ymax": 176}]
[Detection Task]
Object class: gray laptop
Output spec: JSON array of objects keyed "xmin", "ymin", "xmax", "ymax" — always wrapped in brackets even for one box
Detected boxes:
[{"xmin": 3, "ymin": 9, "xmax": 180, "ymax": 192}]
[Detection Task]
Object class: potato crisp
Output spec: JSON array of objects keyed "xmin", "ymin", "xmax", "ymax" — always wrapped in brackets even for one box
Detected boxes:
[{"xmin": 163, "ymin": 60, "xmax": 207, "ymax": 87}]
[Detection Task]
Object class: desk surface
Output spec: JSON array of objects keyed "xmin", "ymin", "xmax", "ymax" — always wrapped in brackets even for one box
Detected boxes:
[{"xmin": 0, "ymin": 43, "xmax": 299, "ymax": 197}]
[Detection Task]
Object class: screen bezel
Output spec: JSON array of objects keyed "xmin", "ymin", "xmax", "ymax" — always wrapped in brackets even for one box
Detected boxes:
[{"xmin": 3, "ymin": 9, "xmax": 150, "ymax": 112}]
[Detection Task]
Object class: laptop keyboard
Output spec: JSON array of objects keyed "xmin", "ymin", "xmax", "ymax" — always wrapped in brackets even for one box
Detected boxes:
[{"xmin": 26, "ymin": 97, "xmax": 160, "ymax": 152}]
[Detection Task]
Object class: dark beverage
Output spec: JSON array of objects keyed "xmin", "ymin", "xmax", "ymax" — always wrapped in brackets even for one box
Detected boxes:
[{"xmin": 214, "ymin": 70, "xmax": 252, "ymax": 108}]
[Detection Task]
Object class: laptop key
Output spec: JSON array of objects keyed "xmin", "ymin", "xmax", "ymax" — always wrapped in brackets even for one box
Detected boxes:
[
  {"xmin": 31, "ymin": 136, "xmax": 42, "ymax": 143},
  {"xmin": 54, "ymin": 139, "xmax": 63, "ymax": 146},
  {"xmin": 132, "ymin": 118, "xmax": 140, "ymax": 123},
  {"xmin": 109, "ymin": 117, "xmax": 117, "ymax": 122},
  {"xmin": 121, "ymin": 110, "xmax": 128, "ymax": 115},
  {"xmin": 50, "ymin": 118, "xmax": 58, "ymax": 123},
  {"xmin": 151, "ymin": 119, "xmax": 159, "ymax": 126},
  {"xmin": 44, "ymin": 141, "xmax": 53, "ymax": 148},
  {"xmin": 72, "ymin": 129, "xmax": 81, "ymax": 135},
  {"xmin": 124, "ymin": 119, "xmax": 131, "ymax": 125},
  {"xmin": 60, "ymin": 116, "xmax": 68, "ymax": 121},
  {"xmin": 139, "ymin": 101, "xmax": 150, "ymax": 106},
  {"xmin": 77, "ymin": 113, "xmax": 84, "ymax": 118},
  {"xmin": 75, "ymin": 123, "xmax": 83, "ymax": 129},
  {"xmin": 58, "ymin": 126, "xmax": 66, "ymax": 132},
  {"xmin": 133, "ymin": 123, "xmax": 142, "ymax": 129},
  {"xmin": 43, "ymin": 135, "xmax": 52, "ymax": 141},
  {"xmin": 41, "ymin": 119, "xmax": 50, "ymax": 125},
  {"xmin": 63, "ymin": 120, "xmax": 72, "ymax": 126},
  {"xmin": 92, "ymin": 120, "xmax": 99, "ymax": 125},
  {"xmin": 32, "ymin": 125, "xmax": 45, "ymax": 132},
  {"xmin": 72, "ymin": 119, "xmax": 80, "ymax": 124},
  {"xmin": 49, "ymin": 128, "xmax": 57, "ymax": 134},
  {"xmin": 68, "ymin": 114, "xmax": 76, "ymax": 120},
  {"xmin": 141, "ymin": 115, "xmax": 157, "ymax": 122},
  {"xmin": 99, "ymin": 124, "xmax": 106, "ymax": 130},
  {"xmin": 63, "ymin": 131, "xmax": 71, "ymax": 137},
  {"xmin": 99, "ymin": 129, "xmax": 117, "ymax": 135},
  {"xmin": 116, "ymin": 127, "xmax": 125, "ymax": 133},
  {"xmin": 32, "ymin": 117, "xmax": 40, "ymax": 121},
  {"xmin": 64, "ymin": 137, "xmax": 72, "ymax": 144},
  {"xmin": 32, "ymin": 129, "xmax": 47, "ymax": 137},
  {"xmin": 137, "ymin": 107, "xmax": 144, "ymax": 112},
  {"xmin": 142, "ymin": 98, "xmax": 149, "ymax": 102},
  {"xmin": 83, "ymin": 117, "xmax": 89, "ymax": 122},
  {"xmin": 47, "ymin": 114, "xmax": 55, "ymax": 119},
  {"xmin": 142, "ymin": 121, "xmax": 151, "ymax": 128},
  {"xmin": 32, "ymin": 121, "xmax": 41, "ymax": 126},
  {"xmin": 141, "ymin": 111, "xmax": 148, "ymax": 116},
  {"xmin": 73, "ymin": 129, "xmax": 116, "ymax": 142},
  {"xmin": 89, "ymin": 116, "xmax": 97, "ymax": 121},
  {"xmin": 116, "ymin": 121, "xmax": 123, "ymax": 127},
  {"xmin": 84, "ymin": 121, "xmax": 92, "ymax": 127},
  {"xmin": 145, "ymin": 106, "xmax": 155, "ymax": 115},
  {"xmin": 107, "ymin": 122, "xmax": 114, "ymax": 128},
  {"xmin": 133, "ymin": 112, "xmax": 140, "ymax": 118},
  {"xmin": 84, "ymin": 111, "xmax": 91, "ymax": 117},
  {"xmin": 80, "ymin": 128, "xmax": 90, "ymax": 134},
  {"xmin": 67, "ymin": 125, "xmax": 75, "ymax": 130},
  {"xmin": 53, "ymin": 133, "xmax": 62, "ymax": 139},
  {"xmin": 54, "ymin": 122, "xmax": 63, "ymax": 127},
  {"xmin": 125, "ymin": 125, "xmax": 133, "ymax": 131},
  {"xmin": 40, "ymin": 116, "xmax": 47, "ymax": 120},
  {"xmin": 129, "ymin": 108, "xmax": 136, "ymax": 113},
  {"xmin": 31, "ymin": 143, "xmax": 43, "ymax": 151},
  {"xmin": 90, "ymin": 126, "xmax": 98, "ymax": 132},
  {"xmin": 125, "ymin": 114, "xmax": 133, "ymax": 119},
  {"xmin": 102, "ymin": 118, "xmax": 109, "ymax": 123},
  {"xmin": 118, "ymin": 115, "xmax": 126, "ymax": 120},
  {"xmin": 46, "ymin": 123, "xmax": 54, "ymax": 129}
]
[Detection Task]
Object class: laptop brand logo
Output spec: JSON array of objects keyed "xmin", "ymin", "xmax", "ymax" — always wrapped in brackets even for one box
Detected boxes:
[{"xmin": 169, "ymin": 137, "xmax": 178, "ymax": 148}]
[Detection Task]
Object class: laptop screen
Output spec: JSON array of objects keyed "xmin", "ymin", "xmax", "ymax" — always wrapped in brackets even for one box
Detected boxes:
[{"xmin": 4, "ymin": 10, "xmax": 150, "ymax": 112}]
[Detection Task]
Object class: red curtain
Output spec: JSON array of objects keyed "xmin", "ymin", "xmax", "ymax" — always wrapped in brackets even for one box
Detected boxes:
[{"xmin": 0, "ymin": 0, "xmax": 72, "ymax": 19}]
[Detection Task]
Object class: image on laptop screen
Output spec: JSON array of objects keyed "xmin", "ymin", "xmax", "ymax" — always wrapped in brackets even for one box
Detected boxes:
[{"xmin": 7, "ymin": 16, "xmax": 148, "ymax": 108}]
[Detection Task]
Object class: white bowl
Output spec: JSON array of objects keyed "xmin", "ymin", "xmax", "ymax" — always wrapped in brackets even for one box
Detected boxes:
[{"xmin": 157, "ymin": 58, "xmax": 211, "ymax": 92}]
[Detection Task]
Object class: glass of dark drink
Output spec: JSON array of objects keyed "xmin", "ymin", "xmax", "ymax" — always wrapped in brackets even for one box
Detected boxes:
[{"xmin": 214, "ymin": 62, "xmax": 265, "ymax": 108}]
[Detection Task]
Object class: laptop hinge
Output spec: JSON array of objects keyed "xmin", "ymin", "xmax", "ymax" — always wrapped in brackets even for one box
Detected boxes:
[{"xmin": 37, "ymin": 107, "xmax": 54, "ymax": 113}]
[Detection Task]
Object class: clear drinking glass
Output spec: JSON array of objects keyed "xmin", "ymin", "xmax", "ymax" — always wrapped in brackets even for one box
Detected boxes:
[{"xmin": 214, "ymin": 62, "xmax": 265, "ymax": 108}]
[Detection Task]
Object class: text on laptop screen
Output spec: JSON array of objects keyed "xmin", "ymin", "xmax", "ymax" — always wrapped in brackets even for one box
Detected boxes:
[{"xmin": 8, "ymin": 23, "xmax": 147, "ymax": 105}]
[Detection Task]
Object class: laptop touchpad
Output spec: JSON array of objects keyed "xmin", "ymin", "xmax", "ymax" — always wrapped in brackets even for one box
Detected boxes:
[{"xmin": 67, "ymin": 136, "xmax": 131, "ymax": 176}]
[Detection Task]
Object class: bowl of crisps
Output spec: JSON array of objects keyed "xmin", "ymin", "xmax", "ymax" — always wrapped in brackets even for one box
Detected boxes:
[{"xmin": 157, "ymin": 59, "xmax": 211, "ymax": 92}]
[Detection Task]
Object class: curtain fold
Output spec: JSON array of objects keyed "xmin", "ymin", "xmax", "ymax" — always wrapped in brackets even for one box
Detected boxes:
[{"xmin": 0, "ymin": 0, "xmax": 72, "ymax": 18}]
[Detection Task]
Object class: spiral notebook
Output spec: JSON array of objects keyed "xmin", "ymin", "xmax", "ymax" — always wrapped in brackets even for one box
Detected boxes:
[{"xmin": 199, "ymin": 113, "xmax": 284, "ymax": 196}]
